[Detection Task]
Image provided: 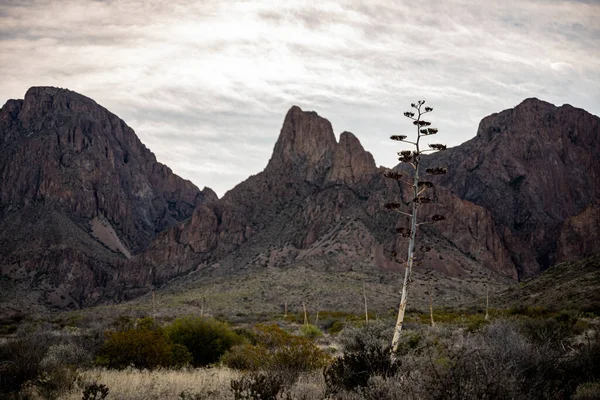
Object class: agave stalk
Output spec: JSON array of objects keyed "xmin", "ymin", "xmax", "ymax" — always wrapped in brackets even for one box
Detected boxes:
[{"xmin": 385, "ymin": 100, "xmax": 446, "ymax": 359}]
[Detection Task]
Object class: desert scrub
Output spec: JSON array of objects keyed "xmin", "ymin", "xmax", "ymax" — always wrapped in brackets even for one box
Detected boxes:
[
  {"xmin": 221, "ymin": 324, "xmax": 330, "ymax": 377},
  {"xmin": 96, "ymin": 319, "xmax": 192, "ymax": 369},
  {"xmin": 57, "ymin": 368, "xmax": 242, "ymax": 400},
  {"xmin": 230, "ymin": 371, "xmax": 285, "ymax": 400},
  {"xmin": 300, "ymin": 324, "xmax": 323, "ymax": 339},
  {"xmin": 165, "ymin": 317, "xmax": 243, "ymax": 367},
  {"xmin": 325, "ymin": 321, "xmax": 398, "ymax": 394}
]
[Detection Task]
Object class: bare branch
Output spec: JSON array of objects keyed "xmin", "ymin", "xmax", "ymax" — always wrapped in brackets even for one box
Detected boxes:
[{"xmin": 394, "ymin": 210, "xmax": 413, "ymax": 218}]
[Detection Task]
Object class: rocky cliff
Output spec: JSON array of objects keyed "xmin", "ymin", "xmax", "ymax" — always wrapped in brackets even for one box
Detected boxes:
[
  {"xmin": 0, "ymin": 87, "xmax": 216, "ymax": 309},
  {"xmin": 1, "ymin": 90, "xmax": 597, "ymax": 314},
  {"xmin": 117, "ymin": 105, "xmax": 518, "ymax": 310},
  {"xmin": 421, "ymin": 98, "xmax": 600, "ymax": 278}
]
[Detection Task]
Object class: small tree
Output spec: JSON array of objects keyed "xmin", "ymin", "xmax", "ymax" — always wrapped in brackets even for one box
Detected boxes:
[{"xmin": 384, "ymin": 100, "xmax": 447, "ymax": 357}]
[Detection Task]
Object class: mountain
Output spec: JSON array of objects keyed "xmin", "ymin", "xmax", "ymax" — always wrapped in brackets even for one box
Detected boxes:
[
  {"xmin": 420, "ymin": 98, "xmax": 600, "ymax": 278},
  {"xmin": 1, "ymin": 89, "xmax": 597, "ymax": 316},
  {"xmin": 115, "ymin": 105, "xmax": 518, "ymax": 313},
  {"xmin": 117, "ymin": 100, "xmax": 599, "ymax": 315},
  {"xmin": 0, "ymin": 87, "xmax": 216, "ymax": 310}
]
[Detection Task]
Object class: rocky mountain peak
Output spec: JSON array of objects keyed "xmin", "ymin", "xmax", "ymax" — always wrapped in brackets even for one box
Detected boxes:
[
  {"xmin": 19, "ymin": 87, "xmax": 100, "ymax": 122},
  {"xmin": 266, "ymin": 105, "xmax": 337, "ymax": 182},
  {"xmin": 424, "ymin": 97, "xmax": 600, "ymax": 277},
  {"xmin": 328, "ymin": 131, "xmax": 377, "ymax": 185}
]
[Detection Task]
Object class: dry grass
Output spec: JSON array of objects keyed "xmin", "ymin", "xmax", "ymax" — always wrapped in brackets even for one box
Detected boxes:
[{"xmin": 59, "ymin": 368, "xmax": 242, "ymax": 400}]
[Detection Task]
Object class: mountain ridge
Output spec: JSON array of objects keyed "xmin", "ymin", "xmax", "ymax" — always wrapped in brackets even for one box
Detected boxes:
[{"xmin": 0, "ymin": 88, "xmax": 598, "ymax": 314}]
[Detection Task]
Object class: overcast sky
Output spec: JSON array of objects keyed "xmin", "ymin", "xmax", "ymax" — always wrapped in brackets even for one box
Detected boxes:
[{"xmin": 1, "ymin": 0, "xmax": 599, "ymax": 197}]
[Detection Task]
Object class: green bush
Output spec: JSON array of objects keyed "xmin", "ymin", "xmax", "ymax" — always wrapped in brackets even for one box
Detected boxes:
[
  {"xmin": 96, "ymin": 322, "xmax": 191, "ymax": 369},
  {"xmin": 300, "ymin": 324, "xmax": 323, "ymax": 339},
  {"xmin": 222, "ymin": 324, "xmax": 330, "ymax": 376},
  {"xmin": 166, "ymin": 317, "xmax": 243, "ymax": 367},
  {"xmin": 327, "ymin": 321, "xmax": 345, "ymax": 335}
]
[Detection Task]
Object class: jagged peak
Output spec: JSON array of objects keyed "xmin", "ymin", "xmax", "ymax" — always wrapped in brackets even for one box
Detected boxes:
[
  {"xmin": 201, "ymin": 187, "xmax": 219, "ymax": 202},
  {"xmin": 328, "ymin": 130, "xmax": 377, "ymax": 185},
  {"xmin": 516, "ymin": 97, "xmax": 556, "ymax": 108},
  {"xmin": 339, "ymin": 130, "xmax": 366, "ymax": 148},
  {"xmin": 21, "ymin": 86, "xmax": 102, "ymax": 119},
  {"xmin": 266, "ymin": 105, "xmax": 337, "ymax": 181}
]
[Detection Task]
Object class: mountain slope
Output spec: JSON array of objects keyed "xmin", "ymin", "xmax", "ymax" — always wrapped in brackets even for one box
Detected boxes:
[
  {"xmin": 1, "ymin": 90, "xmax": 597, "ymax": 315},
  {"xmin": 0, "ymin": 87, "xmax": 216, "ymax": 309},
  {"xmin": 421, "ymin": 98, "xmax": 600, "ymax": 278},
  {"xmin": 116, "ymin": 106, "xmax": 517, "ymax": 312},
  {"xmin": 495, "ymin": 254, "xmax": 600, "ymax": 312}
]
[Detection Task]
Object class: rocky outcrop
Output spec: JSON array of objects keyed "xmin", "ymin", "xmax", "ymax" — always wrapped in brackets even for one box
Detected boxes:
[
  {"xmin": 557, "ymin": 201, "xmax": 600, "ymax": 262},
  {"xmin": 2, "ymin": 93, "xmax": 597, "ymax": 312},
  {"xmin": 0, "ymin": 87, "xmax": 216, "ymax": 309},
  {"xmin": 118, "ymin": 105, "xmax": 518, "ymax": 297},
  {"xmin": 328, "ymin": 131, "xmax": 377, "ymax": 186},
  {"xmin": 266, "ymin": 105, "xmax": 337, "ymax": 182},
  {"xmin": 421, "ymin": 98, "xmax": 600, "ymax": 277}
]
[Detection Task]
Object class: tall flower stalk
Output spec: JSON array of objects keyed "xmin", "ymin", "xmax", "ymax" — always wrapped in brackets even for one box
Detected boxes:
[{"xmin": 384, "ymin": 100, "xmax": 447, "ymax": 358}]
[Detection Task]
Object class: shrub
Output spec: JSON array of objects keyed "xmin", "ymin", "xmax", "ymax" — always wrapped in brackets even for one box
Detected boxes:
[
  {"xmin": 96, "ymin": 323, "xmax": 191, "ymax": 369},
  {"xmin": 324, "ymin": 343, "xmax": 397, "ymax": 394},
  {"xmin": 222, "ymin": 324, "xmax": 330, "ymax": 380},
  {"xmin": 300, "ymin": 324, "xmax": 323, "ymax": 339},
  {"xmin": 41, "ymin": 343, "xmax": 93, "ymax": 369},
  {"xmin": 574, "ymin": 382, "xmax": 600, "ymax": 400},
  {"xmin": 34, "ymin": 367, "xmax": 79, "ymax": 400},
  {"xmin": 327, "ymin": 321, "xmax": 345, "ymax": 335},
  {"xmin": 324, "ymin": 321, "xmax": 398, "ymax": 393},
  {"xmin": 230, "ymin": 371, "xmax": 286, "ymax": 400},
  {"xmin": 166, "ymin": 317, "xmax": 243, "ymax": 367},
  {"xmin": 0, "ymin": 331, "xmax": 52, "ymax": 394},
  {"xmin": 82, "ymin": 382, "xmax": 110, "ymax": 400}
]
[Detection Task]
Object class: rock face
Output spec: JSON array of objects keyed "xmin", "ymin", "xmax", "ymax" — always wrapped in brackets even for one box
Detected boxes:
[
  {"xmin": 2, "ymin": 90, "xmax": 597, "ymax": 313},
  {"xmin": 118, "ymin": 105, "xmax": 519, "ymax": 304},
  {"xmin": 0, "ymin": 87, "xmax": 216, "ymax": 309},
  {"xmin": 421, "ymin": 98, "xmax": 600, "ymax": 278}
]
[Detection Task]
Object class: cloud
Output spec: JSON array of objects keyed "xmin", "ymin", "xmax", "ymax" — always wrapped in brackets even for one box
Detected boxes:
[{"xmin": 1, "ymin": 0, "xmax": 599, "ymax": 197}]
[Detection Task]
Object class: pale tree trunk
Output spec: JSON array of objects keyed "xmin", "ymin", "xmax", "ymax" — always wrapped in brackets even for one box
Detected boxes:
[
  {"xmin": 485, "ymin": 288, "xmax": 489, "ymax": 320},
  {"xmin": 391, "ymin": 163, "xmax": 419, "ymax": 356},
  {"xmin": 303, "ymin": 302, "xmax": 308, "ymax": 326},
  {"xmin": 363, "ymin": 283, "xmax": 369, "ymax": 324},
  {"xmin": 152, "ymin": 290, "xmax": 156, "ymax": 323},
  {"xmin": 386, "ymin": 100, "xmax": 442, "ymax": 362},
  {"xmin": 429, "ymin": 279, "xmax": 436, "ymax": 327}
]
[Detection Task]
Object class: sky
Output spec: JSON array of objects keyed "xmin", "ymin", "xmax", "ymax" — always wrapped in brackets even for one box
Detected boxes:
[{"xmin": 1, "ymin": 0, "xmax": 599, "ymax": 197}]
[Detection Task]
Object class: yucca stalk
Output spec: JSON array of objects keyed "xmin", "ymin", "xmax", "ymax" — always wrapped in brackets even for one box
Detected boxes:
[{"xmin": 384, "ymin": 100, "xmax": 447, "ymax": 359}]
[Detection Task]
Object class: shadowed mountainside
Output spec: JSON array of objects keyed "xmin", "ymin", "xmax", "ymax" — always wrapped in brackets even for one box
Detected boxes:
[
  {"xmin": 419, "ymin": 98, "xmax": 600, "ymax": 278},
  {"xmin": 0, "ymin": 88, "xmax": 598, "ymax": 315},
  {"xmin": 0, "ymin": 87, "xmax": 216, "ymax": 310}
]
